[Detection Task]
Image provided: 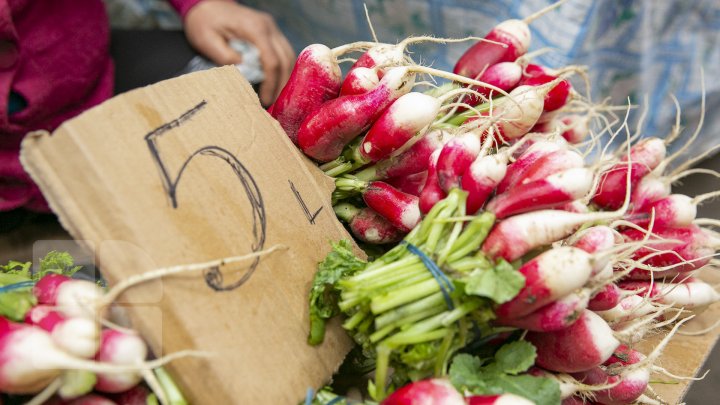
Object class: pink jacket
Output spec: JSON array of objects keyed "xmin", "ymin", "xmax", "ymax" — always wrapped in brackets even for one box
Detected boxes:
[{"xmin": 0, "ymin": 0, "xmax": 201, "ymax": 212}]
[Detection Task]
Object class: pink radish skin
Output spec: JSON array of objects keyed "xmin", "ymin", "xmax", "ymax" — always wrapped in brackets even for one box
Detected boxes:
[
  {"xmin": 454, "ymin": 19, "xmax": 531, "ymax": 79},
  {"xmin": 482, "ymin": 209, "xmax": 623, "ymax": 262},
  {"xmin": 351, "ymin": 44, "xmax": 406, "ymax": 77},
  {"xmin": 270, "ymin": 44, "xmax": 342, "ymax": 143},
  {"xmin": 24, "ymin": 305, "xmax": 100, "ymax": 358},
  {"xmin": 420, "ymin": 150, "xmax": 446, "ymax": 214},
  {"xmin": 618, "ymin": 279, "xmax": 720, "ymax": 309},
  {"xmin": 495, "ymin": 247, "xmax": 594, "ymax": 319},
  {"xmin": 355, "ymin": 130, "xmax": 449, "ymax": 182},
  {"xmin": 496, "ymin": 140, "xmax": 566, "ymax": 194},
  {"xmin": 436, "ymin": 133, "xmax": 481, "ymax": 193},
  {"xmin": 626, "ymin": 137, "xmax": 667, "ymax": 170},
  {"xmin": 297, "ymin": 67, "xmax": 415, "ymax": 162},
  {"xmin": 496, "ymin": 288, "xmax": 590, "ymax": 331},
  {"xmin": 572, "ymin": 346, "xmax": 649, "ymax": 405},
  {"xmin": 109, "ymin": 385, "xmax": 152, "ymax": 405},
  {"xmin": 381, "ymin": 378, "xmax": 465, "ymax": 405},
  {"xmin": 461, "ymin": 62, "xmax": 523, "ymax": 108},
  {"xmin": 487, "ymin": 167, "xmax": 593, "ymax": 219},
  {"xmin": 363, "ymin": 181, "xmax": 421, "ymax": 233},
  {"xmin": 466, "ymin": 393, "xmax": 534, "ymax": 405},
  {"xmin": 588, "ymin": 283, "xmax": 623, "ymax": 311},
  {"xmin": 629, "ymin": 194, "xmax": 696, "ymax": 228},
  {"xmin": 360, "ymin": 93, "xmax": 442, "ymax": 162},
  {"xmin": 340, "ymin": 67, "xmax": 379, "ymax": 96},
  {"xmin": 461, "ymin": 154, "xmax": 507, "ymax": 214},
  {"xmin": 622, "ymin": 225, "xmax": 714, "ymax": 277},
  {"xmin": 527, "ymin": 310, "xmax": 620, "ymax": 373},
  {"xmin": 519, "ymin": 64, "xmax": 571, "ymax": 112},
  {"xmin": 334, "ymin": 203, "xmax": 404, "ymax": 244},
  {"xmin": 387, "ymin": 171, "xmax": 427, "ymax": 197},
  {"xmin": 34, "ymin": 274, "xmax": 105, "ymax": 320},
  {"xmin": 94, "ymin": 330, "xmax": 147, "ymax": 394}
]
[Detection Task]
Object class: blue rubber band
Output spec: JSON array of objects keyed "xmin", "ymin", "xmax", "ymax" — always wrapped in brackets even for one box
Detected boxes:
[
  {"xmin": 0, "ymin": 281, "xmax": 35, "ymax": 293},
  {"xmin": 305, "ymin": 388, "xmax": 314, "ymax": 405},
  {"xmin": 401, "ymin": 241, "xmax": 455, "ymax": 310}
]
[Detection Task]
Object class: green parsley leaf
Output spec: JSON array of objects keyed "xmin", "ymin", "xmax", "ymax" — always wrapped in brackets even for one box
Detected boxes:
[{"xmin": 495, "ymin": 341, "xmax": 537, "ymax": 375}]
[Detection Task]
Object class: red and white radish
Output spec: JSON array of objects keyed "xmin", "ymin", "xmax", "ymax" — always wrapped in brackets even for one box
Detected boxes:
[
  {"xmin": 496, "ymin": 139, "xmax": 567, "ymax": 194},
  {"xmin": 496, "ymin": 288, "xmax": 590, "ymax": 331},
  {"xmin": 94, "ymin": 329, "xmax": 147, "ymax": 393},
  {"xmin": 527, "ymin": 310, "xmax": 620, "ymax": 373},
  {"xmin": 381, "ymin": 378, "xmax": 465, "ymax": 405},
  {"xmin": 387, "ymin": 171, "xmax": 427, "ymax": 197},
  {"xmin": 486, "ymin": 167, "xmax": 594, "ymax": 219},
  {"xmin": 466, "ymin": 393, "xmax": 535, "ymax": 405},
  {"xmin": 340, "ymin": 66, "xmax": 380, "ymax": 96},
  {"xmin": 363, "ymin": 181, "xmax": 421, "ymax": 233},
  {"xmin": 461, "ymin": 153, "xmax": 508, "ymax": 214},
  {"xmin": 297, "ymin": 66, "xmax": 415, "ymax": 162},
  {"xmin": 270, "ymin": 44, "xmax": 342, "ymax": 143},
  {"xmin": 334, "ymin": 203, "xmax": 404, "ymax": 244},
  {"xmin": 519, "ymin": 64, "xmax": 572, "ymax": 112},
  {"xmin": 454, "ymin": 19, "xmax": 530, "ymax": 79},
  {"xmin": 588, "ymin": 283, "xmax": 623, "ymax": 312},
  {"xmin": 436, "ymin": 133, "xmax": 481, "ymax": 192},
  {"xmin": 494, "ymin": 247, "xmax": 594, "ymax": 319},
  {"xmin": 25, "ymin": 305, "xmax": 100, "ymax": 358},
  {"xmin": 34, "ymin": 274, "xmax": 105, "ymax": 320},
  {"xmin": 419, "ymin": 150, "xmax": 446, "ymax": 214}
]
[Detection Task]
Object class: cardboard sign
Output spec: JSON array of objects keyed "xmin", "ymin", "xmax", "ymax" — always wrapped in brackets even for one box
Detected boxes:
[{"xmin": 20, "ymin": 67, "xmax": 354, "ymax": 403}]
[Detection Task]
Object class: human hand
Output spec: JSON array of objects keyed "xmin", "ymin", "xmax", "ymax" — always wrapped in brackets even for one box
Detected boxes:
[{"xmin": 184, "ymin": 0, "xmax": 295, "ymax": 106}]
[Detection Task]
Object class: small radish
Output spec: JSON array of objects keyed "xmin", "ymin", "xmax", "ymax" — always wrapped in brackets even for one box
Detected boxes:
[
  {"xmin": 466, "ymin": 393, "xmax": 535, "ymax": 405},
  {"xmin": 94, "ymin": 329, "xmax": 147, "ymax": 393},
  {"xmin": 25, "ymin": 305, "xmax": 100, "ymax": 358},
  {"xmin": 527, "ymin": 310, "xmax": 620, "ymax": 373},
  {"xmin": 627, "ymin": 194, "xmax": 696, "ymax": 228},
  {"xmin": 359, "ymin": 92, "xmax": 442, "ymax": 163},
  {"xmin": 495, "ymin": 247, "xmax": 594, "ymax": 319},
  {"xmin": 470, "ymin": 84, "xmax": 547, "ymax": 143},
  {"xmin": 519, "ymin": 64, "xmax": 571, "ymax": 112},
  {"xmin": 569, "ymin": 225, "xmax": 619, "ymax": 275},
  {"xmin": 482, "ymin": 205, "xmax": 627, "ymax": 262},
  {"xmin": 419, "ymin": 150, "xmax": 447, "ymax": 214},
  {"xmin": 108, "ymin": 384, "xmax": 152, "ymax": 405},
  {"xmin": 334, "ymin": 203, "xmax": 404, "ymax": 244},
  {"xmin": 387, "ymin": 171, "xmax": 427, "ymax": 197},
  {"xmin": 618, "ymin": 279, "xmax": 720, "ymax": 310},
  {"xmin": 515, "ymin": 148, "xmax": 585, "ymax": 187},
  {"xmin": 621, "ymin": 225, "xmax": 715, "ymax": 277},
  {"xmin": 496, "ymin": 139, "xmax": 567, "ymax": 194},
  {"xmin": 340, "ymin": 66, "xmax": 380, "ymax": 96},
  {"xmin": 270, "ymin": 44, "xmax": 342, "ymax": 143},
  {"xmin": 454, "ymin": 19, "xmax": 530, "ymax": 79},
  {"xmin": 436, "ymin": 133, "xmax": 481, "ymax": 193},
  {"xmin": 354, "ymin": 129, "xmax": 449, "ymax": 182},
  {"xmin": 461, "ymin": 153, "xmax": 507, "ymax": 214},
  {"xmin": 297, "ymin": 66, "xmax": 415, "ymax": 162},
  {"xmin": 630, "ymin": 173, "xmax": 671, "ymax": 212},
  {"xmin": 381, "ymin": 378, "xmax": 465, "ymax": 405},
  {"xmin": 587, "ymin": 283, "xmax": 623, "ymax": 312},
  {"xmin": 34, "ymin": 274, "xmax": 106, "ymax": 320},
  {"xmin": 486, "ymin": 167, "xmax": 594, "ymax": 219},
  {"xmin": 594, "ymin": 295, "xmax": 657, "ymax": 324},
  {"xmin": 496, "ymin": 288, "xmax": 591, "ymax": 331},
  {"xmin": 496, "ymin": 141, "xmax": 567, "ymax": 194},
  {"xmin": 459, "ymin": 61, "xmax": 523, "ymax": 109}
]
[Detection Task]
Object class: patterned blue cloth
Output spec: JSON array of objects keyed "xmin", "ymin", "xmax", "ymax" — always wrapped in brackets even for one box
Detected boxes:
[{"xmin": 107, "ymin": 0, "xmax": 720, "ymax": 158}]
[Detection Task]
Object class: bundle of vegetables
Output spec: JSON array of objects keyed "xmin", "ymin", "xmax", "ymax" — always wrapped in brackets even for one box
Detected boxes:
[
  {"xmin": 0, "ymin": 252, "xmax": 201, "ymax": 405},
  {"xmin": 276, "ymin": 1, "xmax": 720, "ymax": 404}
]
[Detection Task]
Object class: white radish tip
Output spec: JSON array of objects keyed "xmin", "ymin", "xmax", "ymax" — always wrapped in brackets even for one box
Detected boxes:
[{"xmin": 495, "ymin": 19, "xmax": 532, "ymax": 53}]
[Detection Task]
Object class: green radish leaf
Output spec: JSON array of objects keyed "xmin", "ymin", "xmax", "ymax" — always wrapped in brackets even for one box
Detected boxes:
[
  {"xmin": 448, "ymin": 353, "xmax": 491, "ymax": 391},
  {"xmin": 481, "ymin": 374, "xmax": 560, "ymax": 405},
  {"xmin": 0, "ymin": 290, "xmax": 35, "ymax": 322},
  {"xmin": 464, "ymin": 259, "xmax": 524, "ymax": 304},
  {"xmin": 39, "ymin": 251, "xmax": 82, "ymax": 277},
  {"xmin": 495, "ymin": 341, "xmax": 536, "ymax": 375},
  {"xmin": 308, "ymin": 240, "xmax": 366, "ymax": 345}
]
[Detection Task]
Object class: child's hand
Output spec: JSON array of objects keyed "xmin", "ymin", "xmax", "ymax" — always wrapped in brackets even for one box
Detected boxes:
[{"xmin": 184, "ymin": 0, "xmax": 295, "ymax": 106}]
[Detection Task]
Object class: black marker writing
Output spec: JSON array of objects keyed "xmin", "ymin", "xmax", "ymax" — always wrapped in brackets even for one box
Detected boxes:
[
  {"xmin": 289, "ymin": 180, "xmax": 323, "ymax": 224},
  {"xmin": 145, "ymin": 100, "xmax": 267, "ymax": 291}
]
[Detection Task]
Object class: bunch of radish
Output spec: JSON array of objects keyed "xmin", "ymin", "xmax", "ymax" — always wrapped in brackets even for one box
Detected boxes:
[
  {"xmin": 0, "ymin": 254, "xmax": 197, "ymax": 405},
  {"xmin": 301, "ymin": 2, "xmax": 720, "ymax": 404}
]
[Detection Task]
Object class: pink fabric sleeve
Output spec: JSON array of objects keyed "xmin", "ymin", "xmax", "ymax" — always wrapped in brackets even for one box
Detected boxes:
[{"xmin": 167, "ymin": 0, "xmax": 206, "ymax": 19}]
